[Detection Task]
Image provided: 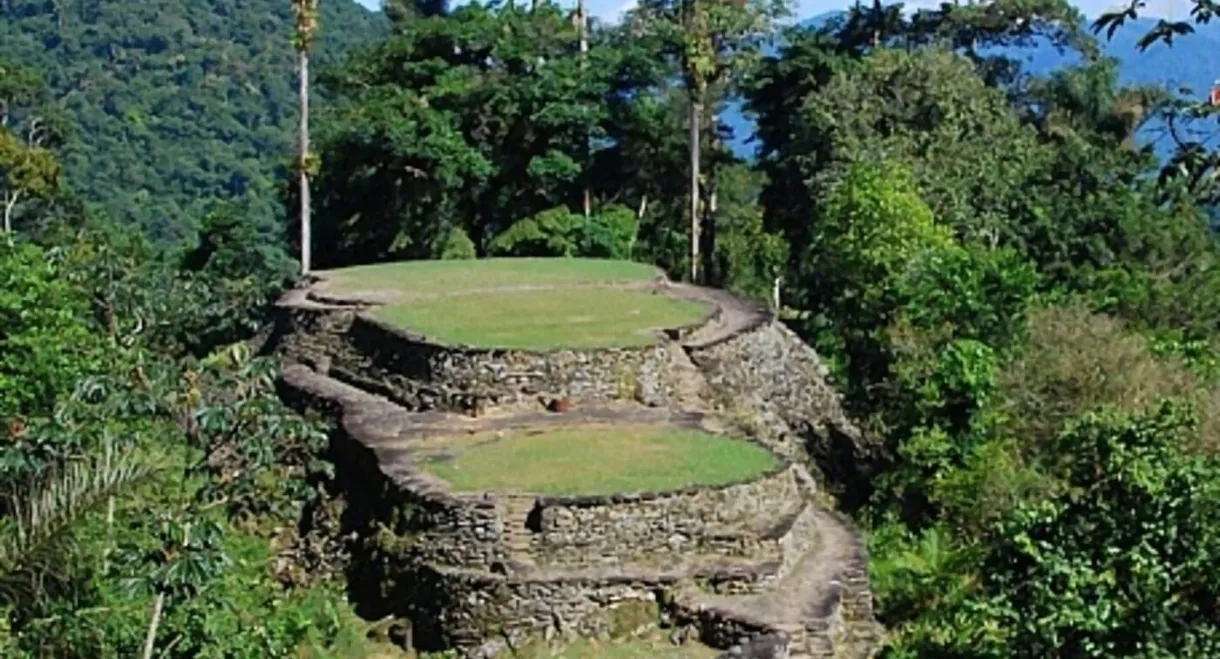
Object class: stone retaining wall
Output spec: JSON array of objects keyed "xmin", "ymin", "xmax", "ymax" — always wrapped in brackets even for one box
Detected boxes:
[
  {"xmin": 688, "ymin": 320, "xmax": 877, "ymax": 503},
  {"xmin": 688, "ymin": 321, "xmax": 854, "ymax": 457},
  {"xmin": 278, "ymin": 359, "xmax": 821, "ymax": 572},
  {"xmin": 271, "ymin": 304, "xmax": 675, "ymax": 411},
  {"xmin": 385, "ymin": 463, "xmax": 814, "ymax": 572},
  {"xmin": 407, "ymin": 565, "xmax": 671, "ymax": 652},
  {"xmin": 529, "ymin": 465, "xmax": 809, "ymax": 566}
]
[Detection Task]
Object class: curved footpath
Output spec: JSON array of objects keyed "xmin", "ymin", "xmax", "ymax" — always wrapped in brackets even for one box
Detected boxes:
[
  {"xmin": 664, "ymin": 282, "xmax": 771, "ymax": 349},
  {"xmin": 270, "ymin": 270, "xmax": 881, "ymax": 659}
]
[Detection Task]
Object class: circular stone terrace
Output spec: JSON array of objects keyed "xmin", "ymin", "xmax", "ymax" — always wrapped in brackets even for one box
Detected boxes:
[
  {"xmin": 272, "ymin": 258, "xmax": 881, "ymax": 658},
  {"xmin": 302, "ymin": 257, "xmax": 766, "ymax": 351},
  {"xmin": 415, "ymin": 422, "xmax": 778, "ymax": 497}
]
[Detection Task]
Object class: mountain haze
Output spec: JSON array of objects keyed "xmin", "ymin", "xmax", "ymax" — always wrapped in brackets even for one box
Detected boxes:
[{"xmin": 724, "ymin": 15, "xmax": 1220, "ymax": 157}]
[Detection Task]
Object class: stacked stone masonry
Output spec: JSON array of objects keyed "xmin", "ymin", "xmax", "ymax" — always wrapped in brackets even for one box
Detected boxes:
[
  {"xmin": 273, "ymin": 301, "xmax": 674, "ymax": 412},
  {"xmin": 268, "ymin": 275, "xmax": 881, "ymax": 658}
]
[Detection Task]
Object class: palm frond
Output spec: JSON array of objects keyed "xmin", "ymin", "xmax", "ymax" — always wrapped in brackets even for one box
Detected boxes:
[{"xmin": 0, "ymin": 443, "xmax": 152, "ymax": 612}]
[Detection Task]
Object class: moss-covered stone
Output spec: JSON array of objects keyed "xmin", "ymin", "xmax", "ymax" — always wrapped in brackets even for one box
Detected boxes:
[{"xmin": 609, "ymin": 600, "xmax": 660, "ymax": 640}]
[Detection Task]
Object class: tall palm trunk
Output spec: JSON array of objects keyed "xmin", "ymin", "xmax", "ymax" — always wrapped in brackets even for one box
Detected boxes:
[
  {"xmin": 579, "ymin": 0, "xmax": 591, "ymax": 218},
  {"xmin": 292, "ymin": 0, "xmax": 318, "ymax": 276},
  {"xmin": 298, "ymin": 49, "xmax": 311, "ymax": 275},
  {"xmin": 684, "ymin": 0, "xmax": 705, "ymax": 284},
  {"xmin": 688, "ymin": 96, "xmax": 700, "ymax": 284},
  {"xmin": 699, "ymin": 95, "xmax": 720, "ymax": 285}
]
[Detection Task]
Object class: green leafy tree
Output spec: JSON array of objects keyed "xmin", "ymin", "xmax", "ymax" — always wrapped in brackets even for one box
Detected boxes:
[
  {"xmin": 176, "ymin": 202, "xmax": 297, "ymax": 355},
  {"xmin": 0, "ymin": 0, "xmax": 385, "ymax": 242},
  {"xmin": 489, "ymin": 204, "xmax": 639, "ymax": 259},
  {"xmin": 629, "ymin": 0, "xmax": 790, "ymax": 282},
  {"xmin": 118, "ymin": 512, "xmax": 232, "ymax": 659},
  {"xmin": 0, "ymin": 60, "xmax": 62, "ymax": 234},
  {"xmin": 832, "ymin": 0, "xmax": 1094, "ymax": 88},
  {"xmin": 191, "ymin": 350, "xmax": 329, "ymax": 524},
  {"xmin": 710, "ymin": 164, "xmax": 788, "ymax": 303},
  {"xmin": 0, "ymin": 240, "xmax": 110, "ymax": 418},
  {"xmin": 964, "ymin": 403, "xmax": 1220, "ymax": 659},
  {"xmin": 311, "ymin": 3, "xmax": 618, "ymax": 265},
  {"xmin": 802, "ymin": 160, "xmax": 952, "ymax": 386},
  {"xmin": 874, "ymin": 245, "xmax": 1039, "ymax": 525},
  {"xmin": 436, "ymin": 225, "xmax": 477, "ymax": 260}
]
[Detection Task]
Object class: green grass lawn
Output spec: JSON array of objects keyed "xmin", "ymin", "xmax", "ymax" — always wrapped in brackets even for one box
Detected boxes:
[
  {"xmin": 422, "ymin": 424, "xmax": 779, "ymax": 496},
  {"xmin": 320, "ymin": 258, "xmax": 660, "ymax": 297},
  {"xmin": 370, "ymin": 287, "xmax": 709, "ymax": 349}
]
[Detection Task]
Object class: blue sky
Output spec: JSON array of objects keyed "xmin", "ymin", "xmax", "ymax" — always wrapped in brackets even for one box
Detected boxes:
[{"xmin": 353, "ymin": 0, "xmax": 1176, "ymax": 22}]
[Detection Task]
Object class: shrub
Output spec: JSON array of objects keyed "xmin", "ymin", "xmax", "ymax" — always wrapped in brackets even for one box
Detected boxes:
[
  {"xmin": 0, "ymin": 240, "xmax": 109, "ymax": 418},
  {"xmin": 997, "ymin": 304, "xmax": 1220, "ymax": 454},
  {"xmin": 436, "ymin": 225, "xmax": 477, "ymax": 260},
  {"xmin": 489, "ymin": 205, "xmax": 639, "ymax": 259}
]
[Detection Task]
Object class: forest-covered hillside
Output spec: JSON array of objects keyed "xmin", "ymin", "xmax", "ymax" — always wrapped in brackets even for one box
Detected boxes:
[
  {"xmin": 724, "ymin": 15, "xmax": 1220, "ymax": 157},
  {"xmin": 0, "ymin": 0, "xmax": 385, "ymax": 243}
]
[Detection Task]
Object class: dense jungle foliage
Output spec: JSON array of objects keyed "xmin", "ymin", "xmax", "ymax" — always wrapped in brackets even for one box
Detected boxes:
[
  {"xmin": 0, "ymin": 0, "xmax": 385, "ymax": 243},
  {"xmin": 4, "ymin": 0, "xmax": 1220, "ymax": 656}
]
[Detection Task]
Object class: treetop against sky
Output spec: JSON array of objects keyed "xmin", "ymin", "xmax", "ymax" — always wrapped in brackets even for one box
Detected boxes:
[{"xmin": 354, "ymin": 0, "xmax": 1177, "ymax": 24}]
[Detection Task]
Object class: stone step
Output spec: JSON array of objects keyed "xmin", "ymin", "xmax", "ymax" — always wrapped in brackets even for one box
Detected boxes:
[
  {"xmin": 685, "ymin": 507, "xmax": 880, "ymax": 658},
  {"xmin": 499, "ymin": 496, "xmax": 540, "ymax": 570},
  {"xmin": 666, "ymin": 342, "xmax": 710, "ymax": 411}
]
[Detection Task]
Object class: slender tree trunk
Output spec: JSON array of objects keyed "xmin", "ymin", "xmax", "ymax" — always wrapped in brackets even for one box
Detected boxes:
[
  {"xmin": 3, "ymin": 190, "xmax": 18, "ymax": 233},
  {"xmin": 579, "ymin": 0, "xmax": 591, "ymax": 218},
  {"xmin": 688, "ymin": 96, "xmax": 701, "ymax": 284},
  {"xmin": 700, "ymin": 104, "xmax": 719, "ymax": 285},
  {"xmin": 103, "ymin": 495, "xmax": 115, "ymax": 572},
  {"xmin": 703, "ymin": 185, "xmax": 717, "ymax": 284},
  {"xmin": 630, "ymin": 195, "xmax": 647, "ymax": 258},
  {"xmin": 141, "ymin": 592, "xmax": 165, "ymax": 659},
  {"xmin": 298, "ymin": 49, "xmax": 312, "ymax": 276}
]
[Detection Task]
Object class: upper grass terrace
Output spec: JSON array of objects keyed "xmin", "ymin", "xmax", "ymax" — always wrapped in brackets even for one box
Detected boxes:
[{"xmin": 314, "ymin": 258, "xmax": 712, "ymax": 350}]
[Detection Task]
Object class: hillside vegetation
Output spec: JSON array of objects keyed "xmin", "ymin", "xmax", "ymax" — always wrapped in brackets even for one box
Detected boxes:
[
  {"xmin": 2, "ymin": 0, "xmax": 1220, "ymax": 657},
  {"xmin": 0, "ymin": 0, "xmax": 385, "ymax": 242}
]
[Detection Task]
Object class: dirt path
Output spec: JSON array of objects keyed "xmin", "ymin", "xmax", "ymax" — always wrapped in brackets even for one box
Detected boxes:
[
  {"xmin": 663, "ymin": 283, "xmax": 771, "ymax": 349},
  {"xmin": 696, "ymin": 507, "xmax": 856, "ymax": 626}
]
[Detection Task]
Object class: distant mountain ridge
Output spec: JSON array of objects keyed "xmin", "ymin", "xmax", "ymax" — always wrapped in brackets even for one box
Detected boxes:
[
  {"xmin": 724, "ymin": 14, "xmax": 1220, "ymax": 158},
  {"xmin": 0, "ymin": 0, "xmax": 386, "ymax": 243}
]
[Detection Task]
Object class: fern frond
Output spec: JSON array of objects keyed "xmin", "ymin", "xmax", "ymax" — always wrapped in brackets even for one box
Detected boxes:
[{"xmin": 0, "ymin": 442, "xmax": 152, "ymax": 611}]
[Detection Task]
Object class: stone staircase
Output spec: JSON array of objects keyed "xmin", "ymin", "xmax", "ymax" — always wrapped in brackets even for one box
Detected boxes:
[
  {"xmin": 666, "ymin": 342, "xmax": 711, "ymax": 413},
  {"xmin": 774, "ymin": 622, "xmax": 810, "ymax": 657},
  {"xmin": 499, "ymin": 495, "xmax": 538, "ymax": 573},
  {"xmin": 677, "ymin": 507, "xmax": 878, "ymax": 659}
]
